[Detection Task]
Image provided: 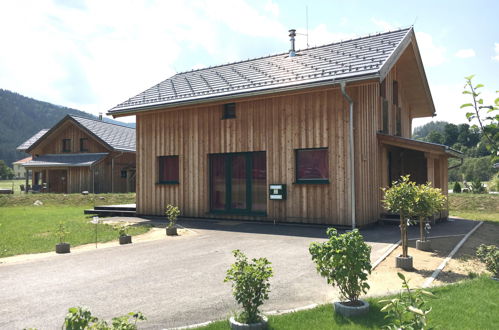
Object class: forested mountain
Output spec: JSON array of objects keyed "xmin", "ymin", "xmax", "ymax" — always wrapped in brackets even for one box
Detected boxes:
[
  {"xmin": 412, "ymin": 121, "xmax": 498, "ymax": 184},
  {"xmin": 0, "ymin": 89, "xmax": 134, "ymax": 166}
]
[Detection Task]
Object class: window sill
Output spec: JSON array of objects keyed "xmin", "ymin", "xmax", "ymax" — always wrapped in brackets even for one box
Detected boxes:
[
  {"xmin": 156, "ymin": 181, "xmax": 179, "ymax": 185},
  {"xmin": 294, "ymin": 180, "xmax": 330, "ymax": 185}
]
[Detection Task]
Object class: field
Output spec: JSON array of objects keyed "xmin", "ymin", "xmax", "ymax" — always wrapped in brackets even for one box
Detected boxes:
[
  {"xmin": 0, "ymin": 179, "xmax": 25, "ymax": 193},
  {"xmin": 448, "ymin": 193, "xmax": 499, "ymax": 222},
  {"xmin": 0, "ymin": 193, "xmax": 145, "ymax": 258}
]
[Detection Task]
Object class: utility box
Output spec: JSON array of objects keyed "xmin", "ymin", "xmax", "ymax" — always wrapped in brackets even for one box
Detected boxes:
[{"xmin": 269, "ymin": 184, "xmax": 286, "ymax": 200}]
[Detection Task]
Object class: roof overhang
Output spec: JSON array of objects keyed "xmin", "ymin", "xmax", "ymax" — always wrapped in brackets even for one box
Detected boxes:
[
  {"xmin": 377, "ymin": 133, "xmax": 463, "ymax": 158},
  {"xmin": 22, "ymin": 153, "xmax": 109, "ymax": 168}
]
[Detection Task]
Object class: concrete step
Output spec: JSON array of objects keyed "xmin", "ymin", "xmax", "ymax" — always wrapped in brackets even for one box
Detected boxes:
[{"xmin": 84, "ymin": 209, "xmax": 136, "ymax": 217}]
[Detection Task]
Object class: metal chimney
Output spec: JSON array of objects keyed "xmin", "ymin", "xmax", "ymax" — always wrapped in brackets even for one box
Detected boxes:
[
  {"xmin": 98, "ymin": 112, "xmax": 103, "ymax": 121},
  {"xmin": 288, "ymin": 29, "xmax": 296, "ymax": 57}
]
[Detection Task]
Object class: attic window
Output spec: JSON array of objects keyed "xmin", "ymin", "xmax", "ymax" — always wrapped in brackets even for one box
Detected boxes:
[{"xmin": 222, "ymin": 103, "xmax": 236, "ymax": 119}]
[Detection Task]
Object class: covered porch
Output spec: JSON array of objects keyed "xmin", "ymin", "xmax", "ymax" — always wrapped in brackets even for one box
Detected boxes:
[
  {"xmin": 378, "ymin": 133, "xmax": 463, "ymax": 220},
  {"xmin": 22, "ymin": 153, "xmax": 108, "ymax": 194}
]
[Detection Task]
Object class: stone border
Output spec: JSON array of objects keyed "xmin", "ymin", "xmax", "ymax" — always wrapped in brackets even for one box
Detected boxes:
[{"xmin": 422, "ymin": 221, "xmax": 484, "ymax": 288}]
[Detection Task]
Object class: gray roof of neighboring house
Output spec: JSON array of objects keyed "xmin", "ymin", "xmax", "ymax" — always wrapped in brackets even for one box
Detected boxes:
[
  {"xmin": 70, "ymin": 116, "xmax": 135, "ymax": 152},
  {"xmin": 17, "ymin": 129, "xmax": 50, "ymax": 151},
  {"xmin": 109, "ymin": 27, "xmax": 412, "ymax": 115},
  {"xmin": 22, "ymin": 153, "xmax": 108, "ymax": 167},
  {"xmin": 19, "ymin": 115, "xmax": 136, "ymax": 153}
]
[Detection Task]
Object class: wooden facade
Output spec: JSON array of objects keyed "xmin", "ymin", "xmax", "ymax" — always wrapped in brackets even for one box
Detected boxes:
[{"xmin": 23, "ymin": 118, "xmax": 136, "ymax": 194}]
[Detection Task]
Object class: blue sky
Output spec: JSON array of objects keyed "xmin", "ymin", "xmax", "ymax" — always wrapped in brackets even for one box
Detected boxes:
[{"xmin": 0, "ymin": 0, "xmax": 497, "ymax": 127}]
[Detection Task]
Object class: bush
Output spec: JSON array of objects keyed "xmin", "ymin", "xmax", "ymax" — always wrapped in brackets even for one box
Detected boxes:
[
  {"xmin": 224, "ymin": 250, "xmax": 273, "ymax": 324},
  {"xmin": 476, "ymin": 244, "xmax": 499, "ymax": 278},
  {"xmin": 453, "ymin": 181, "xmax": 462, "ymax": 193},
  {"xmin": 165, "ymin": 204, "xmax": 180, "ymax": 228},
  {"xmin": 380, "ymin": 273, "xmax": 434, "ymax": 330},
  {"xmin": 309, "ymin": 228, "xmax": 371, "ymax": 303},
  {"xmin": 63, "ymin": 306, "xmax": 146, "ymax": 330},
  {"xmin": 471, "ymin": 180, "xmax": 487, "ymax": 194}
]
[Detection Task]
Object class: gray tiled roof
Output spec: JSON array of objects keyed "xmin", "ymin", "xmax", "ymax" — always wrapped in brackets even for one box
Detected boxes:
[
  {"xmin": 109, "ymin": 28, "xmax": 412, "ymax": 114},
  {"xmin": 22, "ymin": 153, "xmax": 108, "ymax": 167},
  {"xmin": 17, "ymin": 129, "xmax": 49, "ymax": 151},
  {"xmin": 71, "ymin": 116, "xmax": 135, "ymax": 152}
]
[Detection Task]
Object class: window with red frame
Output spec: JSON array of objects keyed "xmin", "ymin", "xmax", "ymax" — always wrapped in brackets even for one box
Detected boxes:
[
  {"xmin": 158, "ymin": 156, "xmax": 179, "ymax": 184},
  {"xmin": 295, "ymin": 148, "xmax": 329, "ymax": 183}
]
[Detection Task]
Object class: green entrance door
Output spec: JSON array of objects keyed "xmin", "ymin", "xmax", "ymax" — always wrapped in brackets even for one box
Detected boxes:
[{"xmin": 209, "ymin": 152, "xmax": 266, "ymax": 215}]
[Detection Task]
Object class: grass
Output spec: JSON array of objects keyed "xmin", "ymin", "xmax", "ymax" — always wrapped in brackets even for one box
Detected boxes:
[
  {"xmin": 0, "ymin": 179, "xmax": 25, "ymax": 194},
  {"xmin": 202, "ymin": 277, "xmax": 499, "ymax": 329},
  {"xmin": 448, "ymin": 193, "xmax": 499, "ymax": 222},
  {"xmin": 0, "ymin": 193, "xmax": 146, "ymax": 258}
]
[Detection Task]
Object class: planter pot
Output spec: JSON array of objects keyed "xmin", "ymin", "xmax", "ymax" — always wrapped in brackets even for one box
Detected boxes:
[
  {"xmin": 166, "ymin": 226, "xmax": 178, "ymax": 236},
  {"xmin": 334, "ymin": 300, "xmax": 369, "ymax": 317},
  {"xmin": 396, "ymin": 255, "xmax": 413, "ymax": 270},
  {"xmin": 56, "ymin": 243, "xmax": 70, "ymax": 254},
  {"xmin": 229, "ymin": 315, "xmax": 268, "ymax": 330},
  {"xmin": 119, "ymin": 235, "xmax": 132, "ymax": 245},
  {"xmin": 416, "ymin": 239, "xmax": 432, "ymax": 251}
]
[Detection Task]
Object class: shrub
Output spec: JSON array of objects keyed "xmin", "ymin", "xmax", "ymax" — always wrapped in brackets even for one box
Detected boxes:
[
  {"xmin": 471, "ymin": 180, "xmax": 487, "ymax": 194},
  {"xmin": 476, "ymin": 244, "xmax": 499, "ymax": 278},
  {"xmin": 165, "ymin": 204, "xmax": 180, "ymax": 228},
  {"xmin": 380, "ymin": 273, "xmax": 434, "ymax": 330},
  {"xmin": 382, "ymin": 175, "xmax": 418, "ymax": 257},
  {"xmin": 63, "ymin": 306, "xmax": 146, "ymax": 330},
  {"xmin": 55, "ymin": 222, "xmax": 69, "ymax": 244},
  {"xmin": 453, "ymin": 181, "xmax": 462, "ymax": 193},
  {"xmin": 224, "ymin": 249, "xmax": 273, "ymax": 324},
  {"xmin": 413, "ymin": 183, "xmax": 446, "ymax": 242},
  {"xmin": 309, "ymin": 228, "xmax": 372, "ymax": 304},
  {"xmin": 114, "ymin": 224, "xmax": 128, "ymax": 237}
]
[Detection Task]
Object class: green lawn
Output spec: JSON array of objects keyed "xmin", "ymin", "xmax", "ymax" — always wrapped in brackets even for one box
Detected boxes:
[
  {"xmin": 0, "ymin": 193, "xmax": 147, "ymax": 258},
  {"xmin": 202, "ymin": 277, "xmax": 498, "ymax": 330},
  {"xmin": 448, "ymin": 193, "xmax": 499, "ymax": 222}
]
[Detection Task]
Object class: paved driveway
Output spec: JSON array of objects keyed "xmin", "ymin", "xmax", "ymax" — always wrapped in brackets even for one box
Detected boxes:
[{"xmin": 0, "ymin": 218, "xmax": 476, "ymax": 329}]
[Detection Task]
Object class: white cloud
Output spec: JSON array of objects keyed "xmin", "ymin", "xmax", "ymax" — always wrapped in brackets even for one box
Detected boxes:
[
  {"xmin": 493, "ymin": 43, "xmax": 499, "ymax": 61},
  {"xmin": 415, "ymin": 32, "xmax": 446, "ymax": 67},
  {"xmin": 0, "ymin": 0, "xmax": 286, "ymax": 122},
  {"xmin": 371, "ymin": 18, "xmax": 396, "ymax": 32},
  {"xmin": 455, "ymin": 48, "xmax": 475, "ymax": 58}
]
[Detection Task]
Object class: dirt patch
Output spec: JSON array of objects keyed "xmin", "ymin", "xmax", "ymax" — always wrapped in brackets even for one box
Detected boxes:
[
  {"xmin": 434, "ymin": 222, "xmax": 498, "ymax": 285},
  {"xmin": 368, "ymin": 236, "xmax": 463, "ymax": 296}
]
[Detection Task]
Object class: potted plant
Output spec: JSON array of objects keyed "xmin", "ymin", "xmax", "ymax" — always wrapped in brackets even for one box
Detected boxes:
[
  {"xmin": 165, "ymin": 204, "xmax": 180, "ymax": 236},
  {"xmin": 115, "ymin": 224, "xmax": 132, "ymax": 245},
  {"xmin": 309, "ymin": 228, "xmax": 372, "ymax": 317},
  {"xmin": 55, "ymin": 221, "xmax": 70, "ymax": 254},
  {"xmin": 413, "ymin": 183, "xmax": 446, "ymax": 251},
  {"xmin": 382, "ymin": 175, "xmax": 417, "ymax": 270},
  {"xmin": 224, "ymin": 249, "xmax": 273, "ymax": 329},
  {"xmin": 476, "ymin": 244, "xmax": 499, "ymax": 280}
]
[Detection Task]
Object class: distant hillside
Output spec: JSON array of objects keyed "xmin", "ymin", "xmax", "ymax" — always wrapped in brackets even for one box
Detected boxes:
[{"xmin": 0, "ymin": 89, "xmax": 134, "ymax": 166}]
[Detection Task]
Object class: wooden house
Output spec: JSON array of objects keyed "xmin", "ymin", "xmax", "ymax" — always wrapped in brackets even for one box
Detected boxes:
[
  {"xmin": 108, "ymin": 27, "xmax": 461, "ymax": 227},
  {"xmin": 17, "ymin": 115, "xmax": 136, "ymax": 194}
]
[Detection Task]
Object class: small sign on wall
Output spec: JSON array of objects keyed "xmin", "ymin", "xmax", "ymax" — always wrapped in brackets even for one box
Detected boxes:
[{"xmin": 269, "ymin": 184, "xmax": 286, "ymax": 200}]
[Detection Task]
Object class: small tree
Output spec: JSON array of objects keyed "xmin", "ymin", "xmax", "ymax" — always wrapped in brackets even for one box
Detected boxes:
[
  {"xmin": 165, "ymin": 204, "xmax": 180, "ymax": 228},
  {"xmin": 413, "ymin": 183, "xmax": 446, "ymax": 243},
  {"xmin": 309, "ymin": 228, "xmax": 372, "ymax": 304},
  {"xmin": 453, "ymin": 181, "xmax": 462, "ymax": 193},
  {"xmin": 382, "ymin": 175, "xmax": 418, "ymax": 258},
  {"xmin": 224, "ymin": 250, "xmax": 273, "ymax": 324},
  {"xmin": 55, "ymin": 222, "xmax": 70, "ymax": 244}
]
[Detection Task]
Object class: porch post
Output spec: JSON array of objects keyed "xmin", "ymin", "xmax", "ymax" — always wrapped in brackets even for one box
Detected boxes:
[
  {"xmin": 25, "ymin": 168, "xmax": 29, "ymax": 194},
  {"xmin": 425, "ymin": 153, "xmax": 435, "ymax": 186}
]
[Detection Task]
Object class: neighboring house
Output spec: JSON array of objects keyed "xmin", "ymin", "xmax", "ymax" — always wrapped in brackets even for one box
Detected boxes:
[
  {"xmin": 17, "ymin": 115, "xmax": 136, "ymax": 194},
  {"xmin": 108, "ymin": 27, "xmax": 461, "ymax": 227},
  {"xmin": 12, "ymin": 156, "xmax": 32, "ymax": 178}
]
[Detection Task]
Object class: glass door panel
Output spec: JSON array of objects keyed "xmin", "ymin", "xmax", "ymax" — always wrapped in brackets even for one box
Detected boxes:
[
  {"xmin": 251, "ymin": 152, "xmax": 266, "ymax": 212},
  {"xmin": 210, "ymin": 154, "xmax": 226, "ymax": 211},
  {"xmin": 230, "ymin": 154, "xmax": 247, "ymax": 210}
]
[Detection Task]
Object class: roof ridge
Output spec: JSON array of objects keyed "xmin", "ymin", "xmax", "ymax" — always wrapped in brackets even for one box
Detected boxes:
[
  {"xmin": 172, "ymin": 26, "xmax": 412, "ymax": 76},
  {"xmin": 69, "ymin": 114, "xmax": 135, "ymax": 130}
]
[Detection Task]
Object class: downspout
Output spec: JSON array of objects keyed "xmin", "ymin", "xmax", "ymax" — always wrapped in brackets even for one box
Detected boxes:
[
  {"xmin": 340, "ymin": 81, "xmax": 356, "ymax": 230},
  {"xmin": 448, "ymin": 157, "xmax": 463, "ymax": 170}
]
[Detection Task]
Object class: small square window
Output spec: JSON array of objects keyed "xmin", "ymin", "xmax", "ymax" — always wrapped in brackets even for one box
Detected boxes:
[
  {"xmin": 295, "ymin": 148, "xmax": 329, "ymax": 184},
  {"xmin": 80, "ymin": 138, "xmax": 89, "ymax": 152},
  {"xmin": 222, "ymin": 103, "xmax": 236, "ymax": 119},
  {"xmin": 120, "ymin": 170, "xmax": 127, "ymax": 178},
  {"xmin": 158, "ymin": 156, "xmax": 179, "ymax": 184},
  {"xmin": 62, "ymin": 139, "xmax": 71, "ymax": 152}
]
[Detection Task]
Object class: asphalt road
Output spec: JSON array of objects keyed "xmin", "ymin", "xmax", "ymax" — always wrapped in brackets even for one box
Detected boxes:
[{"xmin": 0, "ymin": 218, "xmax": 475, "ymax": 329}]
